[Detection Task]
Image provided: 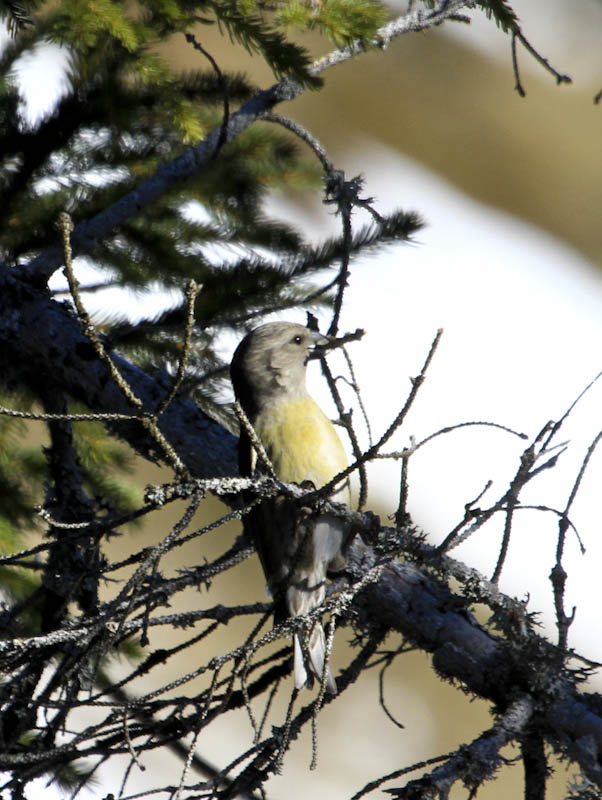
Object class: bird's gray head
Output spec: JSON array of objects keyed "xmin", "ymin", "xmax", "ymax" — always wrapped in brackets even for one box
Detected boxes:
[{"xmin": 230, "ymin": 322, "xmax": 328, "ymax": 414}]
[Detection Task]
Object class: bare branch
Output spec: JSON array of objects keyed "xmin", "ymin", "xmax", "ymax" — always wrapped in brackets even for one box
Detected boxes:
[{"xmin": 386, "ymin": 695, "xmax": 535, "ymax": 797}]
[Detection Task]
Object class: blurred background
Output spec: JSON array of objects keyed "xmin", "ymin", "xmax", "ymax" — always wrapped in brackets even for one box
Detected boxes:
[{"xmin": 6, "ymin": 0, "xmax": 602, "ymax": 797}]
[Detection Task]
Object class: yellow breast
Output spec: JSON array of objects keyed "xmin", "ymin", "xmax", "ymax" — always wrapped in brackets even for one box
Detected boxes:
[{"xmin": 255, "ymin": 396, "xmax": 350, "ymax": 503}]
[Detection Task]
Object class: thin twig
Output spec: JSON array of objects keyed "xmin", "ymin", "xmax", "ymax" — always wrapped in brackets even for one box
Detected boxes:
[
  {"xmin": 324, "ymin": 173, "xmax": 383, "ymax": 338},
  {"xmin": 343, "ymin": 346, "xmax": 373, "ymax": 446},
  {"xmin": 241, "ymin": 651, "xmax": 260, "ymax": 743},
  {"xmin": 514, "ymin": 29, "xmax": 572, "ymax": 87},
  {"xmin": 255, "ymin": 677, "xmax": 281, "ymax": 743},
  {"xmin": 350, "ymin": 754, "xmax": 451, "ymax": 800},
  {"xmin": 184, "ymin": 32, "xmax": 230, "ymax": 157},
  {"xmin": 51, "ymin": 280, "xmax": 123, "ymax": 295},
  {"xmin": 57, "ymin": 212, "xmax": 186, "ymax": 475},
  {"xmin": 261, "ymin": 112, "xmax": 334, "ymax": 173},
  {"xmin": 551, "ymin": 427, "xmax": 602, "ymax": 649},
  {"xmin": 436, "ymin": 429, "xmax": 565, "ymax": 558},
  {"xmin": 541, "ymin": 368, "xmax": 602, "ymax": 451},
  {"xmin": 327, "ymin": 172, "xmax": 353, "ymax": 339},
  {"xmin": 0, "ymin": 405, "xmax": 141, "ymax": 422},
  {"xmin": 309, "ymin": 329, "xmax": 444, "ymax": 503},
  {"xmin": 414, "ymin": 420, "xmax": 528, "ymax": 451},
  {"xmin": 58, "ymin": 213, "xmax": 142, "ymax": 412},
  {"xmin": 318, "ymin": 352, "xmax": 368, "ymax": 509},
  {"xmin": 154, "ymin": 279, "xmax": 200, "ymax": 418},
  {"xmin": 378, "ymin": 651, "xmax": 405, "ymax": 730},
  {"xmin": 122, "ymin": 709, "xmax": 146, "ymax": 774},
  {"xmin": 490, "ymin": 442, "xmax": 537, "ymax": 584},
  {"xmin": 395, "ymin": 435, "xmax": 415, "ymax": 528},
  {"xmin": 234, "ymin": 400, "xmax": 277, "ymax": 479},
  {"xmin": 511, "ymin": 32, "xmax": 526, "ymax": 97}
]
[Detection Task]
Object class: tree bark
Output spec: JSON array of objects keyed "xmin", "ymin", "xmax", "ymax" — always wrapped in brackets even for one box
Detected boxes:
[
  {"xmin": 1, "ymin": 271, "xmax": 601, "ymax": 790},
  {"xmin": 0, "ymin": 273, "xmax": 237, "ymax": 477}
]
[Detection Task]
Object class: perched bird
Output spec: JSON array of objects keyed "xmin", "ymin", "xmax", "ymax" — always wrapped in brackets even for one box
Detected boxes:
[{"xmin": 230, "ymin": 321, "xmax": 350, "ymax": 693}]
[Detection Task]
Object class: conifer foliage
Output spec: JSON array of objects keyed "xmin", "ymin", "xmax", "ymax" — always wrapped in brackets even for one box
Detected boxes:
[{"xmin": 0, "ymin": 2, "xmax": 600, "ymax": 800}]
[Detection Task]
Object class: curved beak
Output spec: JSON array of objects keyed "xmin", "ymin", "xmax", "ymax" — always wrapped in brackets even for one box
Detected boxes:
[{"xmin": 308, "ymin": 330, "xmax": 332, "ymax": 358}]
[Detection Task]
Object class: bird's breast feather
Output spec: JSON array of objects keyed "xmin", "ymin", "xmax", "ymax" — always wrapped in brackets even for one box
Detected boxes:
[{"xmin": 255, "ymin": 396, "xmax": 349, "ymax": 500}]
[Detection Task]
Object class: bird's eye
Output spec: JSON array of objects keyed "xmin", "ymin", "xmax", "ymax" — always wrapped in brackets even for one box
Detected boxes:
[{"xmin": 292, "ymin": 335, "xmax": 303, "ymax": 345}]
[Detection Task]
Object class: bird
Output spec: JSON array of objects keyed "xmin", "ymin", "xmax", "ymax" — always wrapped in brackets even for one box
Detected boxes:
[{"xmin": 230, "ymin": 321, "xmax": 351, "ymax": 693}]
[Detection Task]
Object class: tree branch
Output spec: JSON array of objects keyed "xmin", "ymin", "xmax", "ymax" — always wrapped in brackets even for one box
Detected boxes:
[
  {"xmin": 0, "ymin": 274, "xmax": 237, "ymax": 477},
  {"xmin": 385, "ymin": 695, "xmax": 535, "ymax": 797},
  {"xmin": 10, "ymin": 1, "xmax": 469, "ymax": 285},
  {"xmin": 352, "ymin": 553, "xmax": 602, "ymax": 789}
]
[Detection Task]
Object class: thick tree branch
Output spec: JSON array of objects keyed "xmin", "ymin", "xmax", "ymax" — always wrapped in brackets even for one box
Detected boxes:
[
  {"xmin": 351, "ymin": 553, "xmax": 602, "ymax": 789},
  {"xmin": 0, "ymin": 273, "xmax": 237, "ymax": 477},
  {"xmin": 1, "ymin": 276, "xmax": 600, "ymax": 788}
]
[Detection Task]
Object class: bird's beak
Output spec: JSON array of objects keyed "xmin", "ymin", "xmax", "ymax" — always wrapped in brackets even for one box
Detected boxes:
[{"xmin": 308, "ymin": 330, "xmax": 331, "ymax": 358}]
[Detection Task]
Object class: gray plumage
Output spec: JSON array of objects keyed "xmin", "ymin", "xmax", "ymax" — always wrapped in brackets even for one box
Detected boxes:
[{"xmin": 231, "ymin": 322, "xmax": 351, "ymax": 692}]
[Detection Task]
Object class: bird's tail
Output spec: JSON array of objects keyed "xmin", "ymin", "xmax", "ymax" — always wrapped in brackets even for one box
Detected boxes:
[{"xmin": 293, "ymin": 621, "xmax": 337, "ymax": 694}]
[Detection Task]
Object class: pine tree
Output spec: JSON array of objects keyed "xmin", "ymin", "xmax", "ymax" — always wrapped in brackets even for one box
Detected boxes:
[{"xmin": 0, "ymin": 2, "xmax": 599, "ymax": 799}]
